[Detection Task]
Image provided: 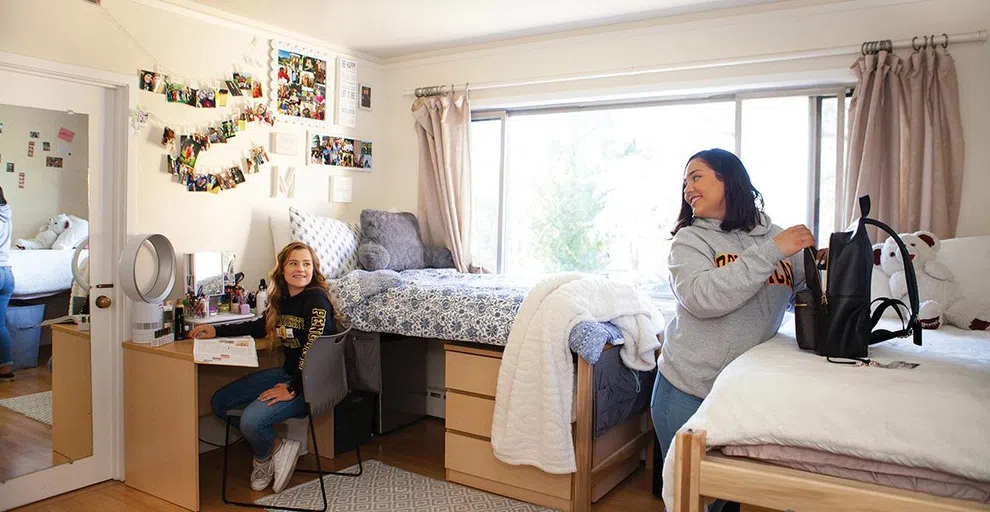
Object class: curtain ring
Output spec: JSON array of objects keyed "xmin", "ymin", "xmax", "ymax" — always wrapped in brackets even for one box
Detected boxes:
[
  {"xmin": 923, "ymin": 35, "xmax": 929, "ymax": 49},
  {"xmin": 912, "ymin": 36, "xmax": 920, "ymax": 51},
  {"xmin": 942, "ymin": 33, "xmax": 949, "ymax": 50},
  {"xmin": 861, "ymin": 42, "xmax": 867, "ymax": 55},
  {"xmin": 885, "ymin": 39, "xmax": 892, "ymax": 52}
]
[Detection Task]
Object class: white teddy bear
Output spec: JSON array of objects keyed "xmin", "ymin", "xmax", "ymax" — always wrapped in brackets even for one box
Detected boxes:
[
  {"xmin": 16, "ymin": 214, "xmax": 89, "ymax": 250},
  {"xmin": 873, "ymin": 231, "xmax": 990, "ymax": 330}
]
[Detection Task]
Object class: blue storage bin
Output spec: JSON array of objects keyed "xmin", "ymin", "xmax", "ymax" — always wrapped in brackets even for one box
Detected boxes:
[{"xmin": 8, "ymin": 304, "xmax": 46, "ymax": 370}]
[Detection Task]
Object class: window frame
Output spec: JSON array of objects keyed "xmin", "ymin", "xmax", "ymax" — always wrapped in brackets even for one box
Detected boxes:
[{"xmin": 471, "ymin": 86, "xmax": 852, "ymax": 277}]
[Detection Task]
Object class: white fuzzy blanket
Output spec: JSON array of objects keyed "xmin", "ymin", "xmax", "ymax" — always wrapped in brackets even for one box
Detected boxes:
[
  {"xmin": 491, "ymin": 272, "xmax": 663, "ymax": 474},
  {"xmin": 661, "ymin": 318, "xmax": 990, "ymax": 506}
]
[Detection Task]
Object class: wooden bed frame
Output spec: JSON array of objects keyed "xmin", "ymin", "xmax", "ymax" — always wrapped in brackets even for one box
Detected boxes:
[
  {"xmin": 672, "ymin": 429, "xmax": 990, "ymax": 512},
  {"xmin": 443, "ymin": 341, "xmax": 655, "ymax": 512}
]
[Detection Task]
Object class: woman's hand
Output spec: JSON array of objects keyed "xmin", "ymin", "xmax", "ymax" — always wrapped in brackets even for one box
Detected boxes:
[
  {"xmin": 774, "ymin": 225, "xmax": 816, "ymax": 257},
  {"xmin": 259, "ymin": 383, "xmax": 295, "ymax": 406},
  {"xmin": 187, "ymin": 324, "xmax": 216, "ymax": 339}
]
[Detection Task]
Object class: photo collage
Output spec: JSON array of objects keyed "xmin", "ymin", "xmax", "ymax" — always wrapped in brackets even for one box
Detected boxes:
[
  {"xmin": 161, "ymin": 104, "xmax": 272, "ymax": 193},
  {"xmin": 309, "ymin": 133, "xmax": 372, "ymax": 170},
  {"xmin": 140, "ymin": 70, "xmax": 264, "ymax": 108},
  {"xmin": 276, "ymin": 49, "xmax": 327, "ymax": 121}
]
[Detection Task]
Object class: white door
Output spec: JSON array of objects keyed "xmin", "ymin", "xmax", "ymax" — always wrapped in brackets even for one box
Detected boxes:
[{"xmin": 0, "ymin": 57, "xmax": 130, "ymax": 509}]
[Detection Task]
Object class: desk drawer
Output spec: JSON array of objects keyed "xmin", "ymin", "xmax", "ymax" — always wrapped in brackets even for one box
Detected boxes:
[
  {"xmin": 445, "ymin": 432, "xmax": 571, "ymax": 500},
  {"xmin": 445, "ymin": 350, "xmax": 500, "ymax": 397},
  {"xmin": 445, "ymin": 391, "xmax": 494, "ymax": 438}
]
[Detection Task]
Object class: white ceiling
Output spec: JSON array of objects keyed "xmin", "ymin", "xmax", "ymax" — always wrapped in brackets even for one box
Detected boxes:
[{"xmin": 178, "ymin": 0, "xmax": 788, "ymax": 60}]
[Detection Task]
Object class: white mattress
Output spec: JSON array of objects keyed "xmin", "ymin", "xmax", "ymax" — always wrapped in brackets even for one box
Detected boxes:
[
  {"xmin": 9, "ymin": 248, "xmax": 85, "ymax": 298},
  {"xmin": 661, "ymin": 318, "xmax": 990, "ymax": 505}
]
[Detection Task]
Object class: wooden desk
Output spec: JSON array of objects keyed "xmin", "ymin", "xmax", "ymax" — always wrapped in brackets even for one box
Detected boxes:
[
  {"xmin": 51, "ymin": 324, "xmax": 92, "ymax": 463},
  {"xmin": 122, "ymin": 338, "xmax": 335, "ymax": 511}
]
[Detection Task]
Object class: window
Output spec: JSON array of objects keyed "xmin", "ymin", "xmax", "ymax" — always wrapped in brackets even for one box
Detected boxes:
[{"xmin": 471, "ymin": 89, "xmax": 850, "ymax": 298}]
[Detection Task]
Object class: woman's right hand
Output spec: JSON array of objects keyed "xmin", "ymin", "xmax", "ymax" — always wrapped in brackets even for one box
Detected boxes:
[
  {"xmin": 774, "ymin": 225, "xmax": 816, "ymax": 257},
  {"xmin": 187, "ymin": 324, "xmax": 216, "ymax": 339}
]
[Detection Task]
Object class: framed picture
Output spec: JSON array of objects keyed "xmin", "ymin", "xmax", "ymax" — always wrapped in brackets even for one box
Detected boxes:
[
  {"xmin": 359, "ymin": 84, "xmax": 372, "ymax": 111},
  {"xmin": 308, "ymin": 131, "xmax": 372, "ymax": 171},
  {"xmin": 269, "ymin": 40, "xmax": 332, "ymax": 127}
]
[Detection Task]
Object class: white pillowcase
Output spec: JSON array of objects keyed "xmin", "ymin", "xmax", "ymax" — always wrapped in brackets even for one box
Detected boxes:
[{"xmin": 288, "ymin": 207, "xmax": 360, "ymax": 279}]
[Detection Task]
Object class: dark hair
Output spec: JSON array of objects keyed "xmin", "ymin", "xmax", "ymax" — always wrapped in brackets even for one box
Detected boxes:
[{"xmin": 671, "ymin": 148, "xmax": 764, "ymax": 236}]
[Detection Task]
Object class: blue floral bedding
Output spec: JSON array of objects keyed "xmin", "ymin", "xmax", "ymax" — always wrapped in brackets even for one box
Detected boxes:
[{"xmin": 328, "ymin": 268, "xmax": 624, "ymax": 363}]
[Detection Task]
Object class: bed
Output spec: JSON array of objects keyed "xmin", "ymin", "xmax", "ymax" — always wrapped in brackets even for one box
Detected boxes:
[
  {"xmin": 271, "ymin": 211, "xmax": 659, "ymax": 512},
  {"xmin": 663, "ymin": 235, "xmax": 990, "ymax": 512},
  {"xmin": 9, "ymin": 248, "xmax": 85, "ymax": 299}
]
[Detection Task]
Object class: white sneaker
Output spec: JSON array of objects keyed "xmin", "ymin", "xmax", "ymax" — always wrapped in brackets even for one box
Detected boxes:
[
  {"xmin": 250, "ymin": 457, "xmax": 274, "ymax": 491},
  {"xmin": 272, "ymin": 438, "xmax": 301, "ymax": 493}
]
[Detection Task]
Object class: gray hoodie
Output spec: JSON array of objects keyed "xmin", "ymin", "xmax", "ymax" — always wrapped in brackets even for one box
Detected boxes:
[{"xmin": 658, "ymin": 213, "xmax": 804, "ymax": 399}]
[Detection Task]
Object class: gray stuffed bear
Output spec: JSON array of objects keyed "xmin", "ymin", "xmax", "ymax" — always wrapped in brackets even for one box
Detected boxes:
[{"xmin": 357, "ymin": 209, "xmax": 455, "ymax": 271}]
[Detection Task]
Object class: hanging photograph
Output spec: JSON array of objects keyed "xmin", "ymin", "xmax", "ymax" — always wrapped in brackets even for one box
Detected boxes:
[
  {"xmin": 270, "ymin": 40, "xmax": 331, "ymax": 126},
  {"xmin": 308, "ymin": 131, "xmax": 372, "ymax": 171},
  {"xmin": 359, "ymin": 84, "xmax": 372, "ymax": 111}
]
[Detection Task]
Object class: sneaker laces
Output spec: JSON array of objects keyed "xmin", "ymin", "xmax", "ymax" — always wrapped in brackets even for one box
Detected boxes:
[{"xmin": 252, "ymin": 459, "xmax": 271, "ymax": 480}]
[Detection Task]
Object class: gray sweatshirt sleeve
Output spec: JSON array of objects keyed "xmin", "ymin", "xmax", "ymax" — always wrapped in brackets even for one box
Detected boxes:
[{"xmin": 669, "ymin": 230, "xmax": 786, "ymax": 319}]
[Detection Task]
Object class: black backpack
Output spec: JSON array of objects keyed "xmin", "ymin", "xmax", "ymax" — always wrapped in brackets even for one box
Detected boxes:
[{"xmin": 795, "ymin": 195, "xmax": 922, "ymax": 359}]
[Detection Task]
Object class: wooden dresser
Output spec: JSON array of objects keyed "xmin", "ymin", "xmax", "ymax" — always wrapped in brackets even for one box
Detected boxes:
[
  {"xmin": 51, "ymin": 324, "xmax": 93, "ymax": 463},
  {"xmin": 443, "ymin": 342, "xmax": 652, "ymax": 512}
]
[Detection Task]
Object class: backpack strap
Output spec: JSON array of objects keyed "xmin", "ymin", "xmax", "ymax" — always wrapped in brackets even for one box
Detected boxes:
[
  {"xmin": 870, "ymin": 297, "xmax": 911, "ymax": 344},
  {"xmin": 863, "ymin": 218, "xmax": 923, "ymax": 346}
]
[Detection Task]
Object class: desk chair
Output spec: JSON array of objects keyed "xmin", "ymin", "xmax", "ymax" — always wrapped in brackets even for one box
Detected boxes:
[{"xmin": 221, "ymin": 327, "xmax": 363, "ymax": 511}]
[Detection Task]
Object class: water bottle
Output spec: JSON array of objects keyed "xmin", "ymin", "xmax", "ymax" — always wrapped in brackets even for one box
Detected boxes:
[{"xmin": 255, "ymin": 279, "xmax": 268, "ymax": 317}]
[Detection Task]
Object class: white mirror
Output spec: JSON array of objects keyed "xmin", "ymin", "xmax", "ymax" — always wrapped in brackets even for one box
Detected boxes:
[{"xmin": 185, "ymin": 252, "xmax": 223, "ymax": 297}]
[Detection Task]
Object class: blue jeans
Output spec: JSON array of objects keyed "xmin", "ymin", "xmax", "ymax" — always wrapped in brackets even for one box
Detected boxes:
[
  {"xmin": 211, "ymin": 367, "xmax": 307, "ymax": 459},
  {"xmin": 652, "ymin": 373, "xmax": 736, "ymax": 512},
  {"xmin": 651, "ymin": 372, "xmax": 703, "ymax": 465},
  {"xmin": 0, "ymin": 266, "xmax": 15, "ymax": 368}
]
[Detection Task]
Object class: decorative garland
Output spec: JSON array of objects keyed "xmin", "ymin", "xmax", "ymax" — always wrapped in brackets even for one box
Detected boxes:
[{"xmin": 160, "ymin": 104, "xmax": 273, "ymax": 194}]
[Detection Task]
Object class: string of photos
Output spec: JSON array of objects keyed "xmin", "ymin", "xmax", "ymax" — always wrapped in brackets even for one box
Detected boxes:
[
  {"xmin": 160, "ymin": 103, "xmax": 272, "ymax": 194},
  {"xmin": 90, "ymin": 2, "xmax": 277, "ymax": 194}
]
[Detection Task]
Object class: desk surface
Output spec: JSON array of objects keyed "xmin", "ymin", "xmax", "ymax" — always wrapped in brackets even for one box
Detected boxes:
[
  {"xmin": 122, "ymin": 337, "xmax": 275, "ymax": 362},
  {"xmin": 52, "ymin": 323, "xmax": 91, "ymax": 340}
]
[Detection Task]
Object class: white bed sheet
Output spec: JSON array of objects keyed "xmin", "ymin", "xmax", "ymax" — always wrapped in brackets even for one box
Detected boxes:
[
  {"xmin": 9, "ymin": 248, "xmax": 84, "ymax": 298},
  {"xmin": 661, "ymin": 318, "xmax": 990, "ymax": 506}
]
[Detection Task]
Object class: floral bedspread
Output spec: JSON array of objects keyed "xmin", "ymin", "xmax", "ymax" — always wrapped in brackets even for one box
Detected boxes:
[{"xmin": 328, "ymin": 268, "xmax": 624, "ymax": 363}]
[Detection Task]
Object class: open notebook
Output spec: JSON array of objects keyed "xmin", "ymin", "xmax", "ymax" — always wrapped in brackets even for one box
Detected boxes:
[{"xmin": 193, "ymin": 336, "xmax": 259, "ymax": 367}]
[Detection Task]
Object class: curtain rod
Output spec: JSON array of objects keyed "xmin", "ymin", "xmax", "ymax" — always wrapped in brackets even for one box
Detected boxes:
[{"xmin": 404, "ymin": 30, "xmax": 986, "ymax": 97}]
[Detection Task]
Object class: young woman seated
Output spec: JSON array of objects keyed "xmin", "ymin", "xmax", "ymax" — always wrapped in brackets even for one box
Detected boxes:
[{"xmin": 188, "ymin": 241, "xmax": 336, "ymax": 494}]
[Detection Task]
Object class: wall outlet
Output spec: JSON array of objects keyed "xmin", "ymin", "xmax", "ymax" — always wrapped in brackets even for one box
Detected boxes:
[{"xmin": 425, "ymin": 387, "xmax": 446, "ymax": 418}]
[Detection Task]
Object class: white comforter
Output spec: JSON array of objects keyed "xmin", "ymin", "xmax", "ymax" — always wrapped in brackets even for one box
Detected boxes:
[
  {"xmin": 491, "ymin": 272, "xmax": 663, "ymax": 474},
  {"xmin": 662, "ymin": 318, "xmax": 990, "ymax": 506},
  {"xmin": 9, "ymin": 249, "xmax": 85, "ymax": 298}
]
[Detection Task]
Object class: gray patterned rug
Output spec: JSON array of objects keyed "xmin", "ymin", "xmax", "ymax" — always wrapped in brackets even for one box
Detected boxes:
[
  {"xmin": 0, "ymin": 390, "xmax": 52, "ymax": 426},
  {"xmin": 255, "ymin": 460, "xmax": 556, "ymax": 511}
]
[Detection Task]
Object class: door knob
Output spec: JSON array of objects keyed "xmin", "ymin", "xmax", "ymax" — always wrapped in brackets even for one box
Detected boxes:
[{"xmin": 95, "ymin": 296, "xmax": 112, "ymax": 309}]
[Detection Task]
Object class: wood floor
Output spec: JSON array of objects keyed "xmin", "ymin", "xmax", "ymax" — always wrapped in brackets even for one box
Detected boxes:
[
  {"xmin": 1, "ymin": 367, "xmax": 57, "ymax": 483},
  {"xmin": 14, "ymin": 417, "xmax": 664, "ymax": 511}
]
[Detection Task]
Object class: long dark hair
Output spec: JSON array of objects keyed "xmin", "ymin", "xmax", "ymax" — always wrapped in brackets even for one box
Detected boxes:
[{"xmin": 671, "ymin": 148, "xmax": 765, "ymax": 236}]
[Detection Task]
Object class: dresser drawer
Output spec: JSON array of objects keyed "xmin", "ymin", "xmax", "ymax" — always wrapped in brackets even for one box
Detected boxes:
[
  {"xmin": 444, "ymin": 432, "xmax": 572, "ymax": 500},
  {"xmin": 445, "ymin": 390, "xmax": 495, "ymax": 438},
  {"xmin": 445, "ymin": 349, "xmax": 501, "ymax": 397}
]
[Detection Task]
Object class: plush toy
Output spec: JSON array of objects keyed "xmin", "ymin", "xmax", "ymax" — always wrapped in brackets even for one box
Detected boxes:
[
  {"xmin": 15, "ymin": 214, "xmax": 90, "ymax": 250},
  {"xmin": 873, "ymin": 231, "xmax": 990, "ymax": 330},
  {"xmin": 16, "ymin": 214, "xmax": 69, "ymax": 250}
]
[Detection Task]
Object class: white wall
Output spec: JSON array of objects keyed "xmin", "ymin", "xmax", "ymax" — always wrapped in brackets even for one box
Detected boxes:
[
  {"xmin": 0, "ymin": 0, "xmax": 382, "ymax": 290},
  {"xmin": 0, "ymin": 104, "xmax": 89, "ymax": 242},
  {"xmin": 377, "ymin": 0, "xmax": 990, "ymax": 237}
]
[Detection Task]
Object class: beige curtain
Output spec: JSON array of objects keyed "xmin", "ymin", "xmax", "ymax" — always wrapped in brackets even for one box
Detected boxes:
[
  {"xmin": 841, "ymin": 48, "xmax": 965, "ymax": 239},
  {"xmin": 412, "ymin": 92, "xmax": 473, "ymax": 272}
]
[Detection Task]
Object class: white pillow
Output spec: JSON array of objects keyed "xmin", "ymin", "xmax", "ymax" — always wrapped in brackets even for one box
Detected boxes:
[
  {"xmin": 269, "ymin": 214, "xmax": 292, "ymax": 255},
  {"xmin": 288, "ymin": 207, "xmax": 360, "ymax": 279}
]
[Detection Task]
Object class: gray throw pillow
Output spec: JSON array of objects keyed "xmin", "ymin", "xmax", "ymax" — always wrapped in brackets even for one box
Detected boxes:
[{"xmin": 357, "ymin": 210, "xmax": 455, "ymax": 271}]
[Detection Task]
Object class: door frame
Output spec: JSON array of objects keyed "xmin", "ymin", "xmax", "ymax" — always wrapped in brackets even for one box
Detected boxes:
[{"xmin": 0, "ymin": 51, "xmax": 136, "ymax": 509}]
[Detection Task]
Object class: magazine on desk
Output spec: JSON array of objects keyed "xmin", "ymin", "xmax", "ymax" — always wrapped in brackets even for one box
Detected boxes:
[{"xmin": 193, "ymin": 336, "xmax": 259, "ymax": 367}]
